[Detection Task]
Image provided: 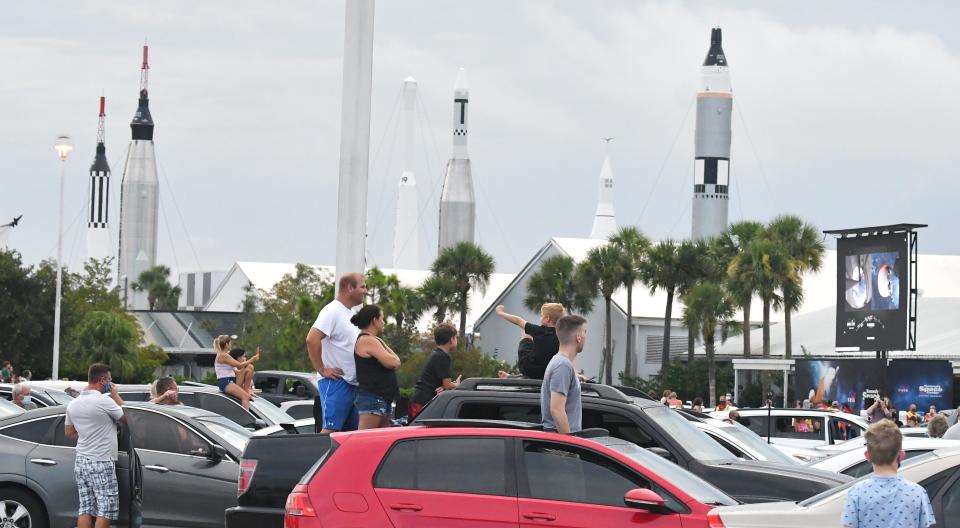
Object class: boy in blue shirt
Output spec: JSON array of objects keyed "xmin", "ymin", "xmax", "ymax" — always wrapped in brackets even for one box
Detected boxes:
[{"xmin": 842, "ymin": 420, "xmax": 935, "ymax": 528}]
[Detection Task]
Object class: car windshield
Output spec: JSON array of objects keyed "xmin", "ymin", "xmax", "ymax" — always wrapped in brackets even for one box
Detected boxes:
[
  {"xmin": 44, "ymin": 390, "xmax": 74, "ymax": 405},
  {"xmin": 606, "ymin": 440, "xmax": 738, "ymax": 506},
  {"xmin": 800, "ymin": 451, "xmax": 938, "ymax": 507},
  {"xmin": 0, "ymin": 399, "xmax": 24, "ymax": 418},
  {"xmin": 250, "ymin": 397, "xmax": 294, "ymax": 425},
  {"xmin": 719, "ymin": 421, "xmax": 797, "ymax": 464},
  {"xmin": 196, "ymin": 416, "xmax": 253, "ymax": 452},
  {"xmin": 645, "ymin": 406, "xmax": 735, "ymax": 460}
]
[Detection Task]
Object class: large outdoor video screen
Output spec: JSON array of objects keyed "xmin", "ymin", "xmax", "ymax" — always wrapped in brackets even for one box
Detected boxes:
[
  {"xmin": 795, "ymin": 359, "xmax": 887, "ymax": 411},
  {"xmin": 836, "ymin": 233, "xmax": 909, "ymax": 351}
]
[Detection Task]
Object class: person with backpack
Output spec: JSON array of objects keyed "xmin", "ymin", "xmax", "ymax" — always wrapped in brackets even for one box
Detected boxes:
[{"xmin": 495, "ymin": 303, "xmax": 564, "ymax": 379}]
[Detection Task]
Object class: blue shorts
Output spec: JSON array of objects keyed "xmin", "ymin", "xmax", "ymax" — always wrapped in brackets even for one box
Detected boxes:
[
  {"xmin": 217, "ymin": 376, "xmax": 236, "ymax": 392},
  {"xmin": 318, "ymin": 378, "xmax": 359, "ymax": 431},
  {"xmin": 355, "ymin": 390, "xmax": 392, "ymax": 417}
]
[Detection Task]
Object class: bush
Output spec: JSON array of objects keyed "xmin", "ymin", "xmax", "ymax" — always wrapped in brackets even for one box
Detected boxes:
[{"xmin": 621, "ymin": 359, "xmax": 734, "ymax": 405}]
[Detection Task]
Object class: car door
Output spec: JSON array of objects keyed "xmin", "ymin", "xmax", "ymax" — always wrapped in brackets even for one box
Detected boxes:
[
  {"xmin": 516, "ymin": 439, "xmax": 682, "ymax": 528},
  {"xmin": 194, "ymin": 392, "xmax": 258, "ymax": 429},
  {"xmin": 7, "ymin": 416, "xmax": 78, "ymax": 527},
  {"xmin": 124, "ymin": 408, "xmax": 238, "ymax": 528},
  {"xmin": 373, "ymin": 437, "xmax": 519, "ymax": 527}
]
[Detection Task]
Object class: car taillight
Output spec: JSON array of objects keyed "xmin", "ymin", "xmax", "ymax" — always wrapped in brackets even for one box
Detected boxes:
[
  {"xmin": 707, "ymin": 510, "xmax": 726, "ymax": 528},
  {"xmin": 238, "ymin": 459, "xmax": 257, "ymax": 497},
  {"xmin": 285, "ymin": 485, "xmax": 317, "ymax": 517}
]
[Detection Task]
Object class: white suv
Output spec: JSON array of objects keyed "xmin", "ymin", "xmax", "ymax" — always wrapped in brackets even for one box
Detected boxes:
[{"xmin": 711, "ymin": 408, "xmax": 869, "ymax": 449}]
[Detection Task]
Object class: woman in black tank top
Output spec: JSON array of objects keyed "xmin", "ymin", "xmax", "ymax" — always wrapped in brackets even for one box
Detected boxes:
[{"xmin": 350, "ymin": 305, "xmax": 401, "ymax": 429}]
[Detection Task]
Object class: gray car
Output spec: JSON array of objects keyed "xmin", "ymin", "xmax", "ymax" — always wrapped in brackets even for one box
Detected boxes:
[{"xmin": 0, "ymin": 402, "xmax": 252, "ymax": 528}]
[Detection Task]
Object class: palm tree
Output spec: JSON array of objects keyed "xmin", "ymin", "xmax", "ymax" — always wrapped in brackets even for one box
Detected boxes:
[
  {"xmin": 682, "ymin": 240, "xmax": 718, "ymax": 364},
  {"xmin": 682, "ymin": 282, "xmax": 736, "ymax": 408},
  {"xmin": 608, "ymin": 227, "xmax": 650, "ymax": 378},
  {"xmin": 715, "ymin": 221, "xmax": 766, "ymax": 360},
  {"xmin": 417, "ymin": 275, "xmax": 458, "ymax": 325},
  {"xmin": 578, "ymin": 244, "xmax": 626, "ymax": 385},
  {"xmin": 729, "ymin": 237, "xmax": 788, "ymax": 358},
  {"xmin": 767, "ymin": 215, "xmax": 825, "ymax": 358},
  {"xmin": 72, "ymin": 310, "xmax": 142, "ymax": 381},
  {"xmin": 431, "ymin": 242, "xmax": 496, "ymax": 339},
  {"xmin": 640, "ymin": 240, "xmax": 699, "ymax": 372},
  {"xmin": 524, "ymin": 255, "xmax": 594, "ymax": 315},
  {"xmin": 132, "ymin": 265, "xmax": 181, "ymax": 311},
  {"xmin": 365, "ymin": 267, "xmax": 400, "ymax": 306}
]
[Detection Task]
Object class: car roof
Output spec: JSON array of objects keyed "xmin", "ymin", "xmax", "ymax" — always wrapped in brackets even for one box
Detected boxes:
[
  {"xmin": 734, "ymin": 408, "xmax": 866, "ymax": 421},
  {"xmin": 124, "ymin": 401, "xmax": 223, "ymax": 420},
  {"xmin": 453, "ymin": 378, "xmax": 646, "ymax": 407},
  {"xmin": 115, "ymin": 383, "xmax": 221, "ymax": 394},
  {"xmin": 331, "ymin": 424, "xmax": 623, "ymax": 450}
]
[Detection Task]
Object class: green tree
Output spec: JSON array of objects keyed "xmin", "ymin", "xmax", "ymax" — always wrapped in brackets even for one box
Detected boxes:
[
  {"xmin": 417, "ymin": 275, "xmax": 458, "ymax": 324},
  {"xmin": 640, "ymin": 240, "xmax": 701, "ymax": 372},
  {"xmin": 715, "ymin": 222, "xmax": 766, "ymax": 360},
  {"xmin": 682, "ymin": 282, "xmax": 737, "ymax": 407},
  {"xmin": 132, "ymin": 265, "xmax": 181, "ymax": 311},
  {"xmin": 578, "ymin": 244, "xmax": 625, "ymax": 385},
  {"xmin": 431, "ymin": 242, "xmax": 495, "ymax": 339},
  {"xmin": 608, "ymin": 227, "xmax": 650, "ymax": 378},
  {"xmin": 729, "ymin": 237, "xmax": 788, "ymax": 358},
  {"xmin": 767, "ymin": 215, "xmax": 825, "ymax": 359},
  {"xmin": 70, "ymin": 310, "xmax": 142, "ymax": 382},
  {"xmin": 524, "ymin": 255, "xmax": 594, "ymax": 315}
]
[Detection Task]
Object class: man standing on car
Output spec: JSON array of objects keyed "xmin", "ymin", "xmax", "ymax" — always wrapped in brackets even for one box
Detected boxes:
[
  {"xmin": 64, "ymin": 363, "xmax": 126, "ymax": 528},
  {"xmin": 541, "ymin": 315, "xmax": 586, "ymax": 434},
  {"xmin": 305, "ymin": 272, "xmax": 366, "ymax": 433}
]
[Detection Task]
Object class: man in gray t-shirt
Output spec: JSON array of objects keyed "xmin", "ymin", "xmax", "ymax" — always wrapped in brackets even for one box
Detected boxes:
[{"xmin": 541, "ymin": 315, "xmax": 586, "ymax": 434}]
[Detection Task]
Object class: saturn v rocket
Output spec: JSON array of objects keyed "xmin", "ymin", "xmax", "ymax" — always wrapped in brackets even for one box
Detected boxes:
[
  {"xmin": 691, "ymin": 28, "xmax": 732, "ymax": 241},
  {"xmin": 87, "ymin": 96, "xmax": 112, "ymax": 262},
  {"xmin": 117, "ymin": 45, "xmax": 159, "ymax": 309},
  {"xmin": 392, "ymin": 77, "xmax": 425, "ymax": 270},
  {"xmin": 438, "ymin": 68, "xmax": 476, "ymax": 252}
]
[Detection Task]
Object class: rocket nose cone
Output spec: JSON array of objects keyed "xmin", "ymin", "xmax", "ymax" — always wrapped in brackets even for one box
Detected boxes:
[
  {"xmin": 403, "ymin": 76, "xmax": 417, "ymax": 85},
  {"xmin": 454, "ymin": 67, "xmax": 469, "ymax": 91}
]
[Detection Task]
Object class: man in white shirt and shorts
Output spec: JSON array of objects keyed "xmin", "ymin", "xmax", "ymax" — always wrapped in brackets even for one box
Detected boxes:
[
  {"xmin": 306, "ymin": 272, "xmax": 367, "ymax": 433},
  {"xmin": 65, "ymin": 363, "xmax": 126, "ymax": 528}
]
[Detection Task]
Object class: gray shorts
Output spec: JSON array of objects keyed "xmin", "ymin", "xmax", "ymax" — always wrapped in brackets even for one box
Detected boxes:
[{"xmin": 75, "ymin": 456, "xmax": 119, "ymax": 520}]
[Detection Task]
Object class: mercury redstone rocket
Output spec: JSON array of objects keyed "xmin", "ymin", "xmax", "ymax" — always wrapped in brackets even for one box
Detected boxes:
[
  {"xmin": 87, "ymin": 96, "xmax": 112, "ymax": 262},
  {"xmin": 117, "ymin": 45, "xmax": 159, "ymax": 309},
  {"xmin": 589, "ymin": 140, "xmax": 618, "ymax": 239},
  {"xmin": 393, "ymin": 77, "xmax": 424, "ymax": 269},
  {"xmin": 438, "ymin": 68, "xmax": 476, "ymax": 252},
  {"xmin": 691, "ymin": 28, "xmax": 732, "ymax": 241}
]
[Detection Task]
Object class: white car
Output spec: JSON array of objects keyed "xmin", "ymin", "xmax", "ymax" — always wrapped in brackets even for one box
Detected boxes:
[
  {"xmin": 810, "ymin": 438, "xmax": 960, "ymax": 477},
  {"xmin": 683, "ymin": 413, "xmax": 811, "ymax": 465},
  {"xmin": 710, "ymin": 447, "xmax": 960, "ymax": 528},
  {"xmin": 712, "ymin": 408, "xmax": 869, "ymax": 449}
]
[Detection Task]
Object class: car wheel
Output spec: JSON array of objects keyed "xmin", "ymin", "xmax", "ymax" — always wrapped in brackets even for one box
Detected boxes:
[{"xmin": 0, "ymin": 488, "xmax": 47, "ymax": 528}]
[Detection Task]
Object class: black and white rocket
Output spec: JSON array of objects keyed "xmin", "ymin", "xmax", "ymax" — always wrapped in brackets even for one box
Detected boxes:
[
  {"xmin": 691, "ymin": 28, "xmax": 732, "ymax": 241},
  {"xmin": 87, "ymin": 96, "xmax": 112, "ymax": 262},
  {"xmin": 438, "ymin": 68, "xmax": 476, "ymax": 251},
  {"xmin": 117, "ymin": 45, "xmax": 159, "ymax": 309},
  {"xmin": 589, "ymin": 139, "xmax": 618, "ymax": 239}
]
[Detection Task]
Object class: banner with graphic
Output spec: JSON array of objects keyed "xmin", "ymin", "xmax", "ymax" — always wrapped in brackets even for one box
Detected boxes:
[
  {"xmin": 888, "ymin": 359, "xmax": 953, "ymax": 412},
  {"xmin": 795, "ymin": 359, "xmax": 887, "ymax": 411}
]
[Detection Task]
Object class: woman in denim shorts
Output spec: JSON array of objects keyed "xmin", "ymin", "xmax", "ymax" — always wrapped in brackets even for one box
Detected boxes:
[{"xmin": 351, "ymin": 305, "xmax": 401, "ymax": 429}]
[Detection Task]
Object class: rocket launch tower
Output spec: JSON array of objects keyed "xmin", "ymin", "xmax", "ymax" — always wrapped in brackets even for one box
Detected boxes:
[
  {"xmin": 87, "ymin": 96, "xmax": 112, "ymax": 262},
  {"xmin": 438, "ymin": 68, "xmax": 476, "ymax": 252},
  {"xmin": 691, "ymin": 28, "xmax": 732, "ymax": 241},
  {"xmin": 117, "ymin": 45, "xmax": 160, "ymax": 309}
]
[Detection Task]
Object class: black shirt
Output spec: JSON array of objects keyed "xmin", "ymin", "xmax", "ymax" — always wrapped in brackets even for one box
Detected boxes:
[
  {"xmin": 412, "ymin": 349, "xmax": 452, "ymax": 405},
  {"xmin": 522, "ymin": 323, "xmax": 559, "ymax": 379},
  {"xmin": 354, "ymin": 334, "xmax": 399, "ymax": 402}
]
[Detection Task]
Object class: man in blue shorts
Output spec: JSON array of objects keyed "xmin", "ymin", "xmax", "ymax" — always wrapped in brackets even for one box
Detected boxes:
[{"xmin": 306, "ymin": 272, "xmax": 367, "ymax": 433}]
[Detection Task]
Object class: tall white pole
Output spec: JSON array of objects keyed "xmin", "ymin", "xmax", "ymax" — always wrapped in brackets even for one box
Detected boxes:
[
  {"xmin": 334, "ymin": 0, "xmax": 375, "ymax": 289},
  {"xmin": 52, "ymin": 158, "xmax": 65, "ymax": 381}
]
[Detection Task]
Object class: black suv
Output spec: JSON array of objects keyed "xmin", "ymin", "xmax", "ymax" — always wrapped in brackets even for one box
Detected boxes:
[{"xmin": 413, "ymin": 378, "xmax": 850, "ymax": 503}]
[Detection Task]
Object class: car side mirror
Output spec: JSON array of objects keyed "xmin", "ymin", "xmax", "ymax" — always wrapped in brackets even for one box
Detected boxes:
[
  {"xmin": 624, "ymin": 488, "xmax": 668, "ymax": 513},
  {"xmin": 209, "ymin": 444, "xmax": 227, "ymax": 462}
]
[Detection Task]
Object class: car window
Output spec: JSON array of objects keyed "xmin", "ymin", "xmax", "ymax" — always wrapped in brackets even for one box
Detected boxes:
[
  {"xmin": 285, "ymin": 404, "xmax": 315, "ymax": 421},
  {"xmin": 830, "ymin": 418, "xmax": 862, "ymax": 443},
  {"xmin": 375, "ymin": 437, "xmax": 510, "ymax": 496},
  {"xmin": 458, "ymin": 402, "xmax": 542, "ymax": 423},
  {"xmin": 522, "ymin": 440, "xmax": 649, "ymax": 507},
  {"xmin": 0, "ymin": 416, "xmax": 57, "ymax": 444},
  {"xmin": 195, "ymin": 393, "xmax": 256, "ymax": 428},
  {"xmin": 748, "ymin": 415, "xmax": 825, "ymax": 441},
  {"xmin": 644, "ymin": 406, "xmax": 734, "ymax": 460},
  {"xmin": 45, "ymin": 390, "xmax": 74, "ymax": 406},
  {"xmin": 119, "ymin": 392, "xmax": 149, "ymax": 402},
  {"xmin": 941, "ymin": 473, "xmax": 960, "ymax": 523},
  {"xmin": 250, "ymin": 397, "xmax": 294, "ymax": 425},
  {"xmin": 920, "ymin": 469, "xmax": 954, "ymax": 499},
  {"xmin": 256, "ymin": 376, "xmax": 281, "ymax": 394},
  {"xmin": 125, "ymin": 409, "xmax": 211, "ymax": 457},
  {"xmin": 583, "ymin": 410, "xmax": 657, "ymax": 449},
  {"xmin": 843, "ymin": 450, "xmax": 933, "ymax": 478},
  {"xmin": 705, "ymin": 431, "xmax": 748, "ymax": 458},
  {"xmin": 196, "ymin": 417, "xmax": 252, "ymax": 452},
  {"xmin": 285, "ymin": 379, "xmax": 309, "ymax": 397},
  {"xmin": 52, "ymin": 417, "xmax": 78, "ymax": 447}
]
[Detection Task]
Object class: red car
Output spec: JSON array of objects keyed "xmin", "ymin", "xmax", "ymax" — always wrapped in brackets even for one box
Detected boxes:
[{"xmin": 285, "ymin": 422, "xmax": 736, "ymax": 527}]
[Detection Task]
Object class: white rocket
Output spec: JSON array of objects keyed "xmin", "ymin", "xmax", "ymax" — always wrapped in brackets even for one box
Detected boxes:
[
  {"xmin": 392, "ymin": 77, "xmax": 425, "ymax": 269},
  {"xmin": 87, "ymin": 96, "xmax": 112, "ymax": 262},
  {"xmin": 589, "ymin": 140, "xmax": 618, "ymax": 239},
  {"xmin": 691, "ymin": 27, "xmax": 732, "ymax": 241},
  {"xmin": 117, "ymin": 45, "xmax": 159, "ymax": 309},
  {"xmin": 438, "ymin": 68, "xmax": 476, "ymax": 252}
]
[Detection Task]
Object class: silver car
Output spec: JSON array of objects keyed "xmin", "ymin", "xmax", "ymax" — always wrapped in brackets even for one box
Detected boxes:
[{"xmin": 0, "ymin": 402, "xmax": 252, "ymax": 528}]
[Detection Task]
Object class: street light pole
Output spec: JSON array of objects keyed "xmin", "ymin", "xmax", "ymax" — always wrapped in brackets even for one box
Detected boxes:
[{"xmin": 53, "ymin": 134, "xmax": 73, "ymax": 381}]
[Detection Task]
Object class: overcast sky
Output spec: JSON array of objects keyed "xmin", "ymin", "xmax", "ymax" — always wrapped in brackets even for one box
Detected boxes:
[{"xmin": 2, "ymin": 1, "xmax": 958, "ymax": 279}]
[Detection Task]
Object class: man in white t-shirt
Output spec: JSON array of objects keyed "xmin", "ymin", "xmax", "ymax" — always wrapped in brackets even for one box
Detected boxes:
[
  {"xmin": 65, "ymin": 363, "xmax": 126, "ymax": 528},
  {"xmin": 306, "ymin": 272, "xmax": 366, "ymax": 433}
]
